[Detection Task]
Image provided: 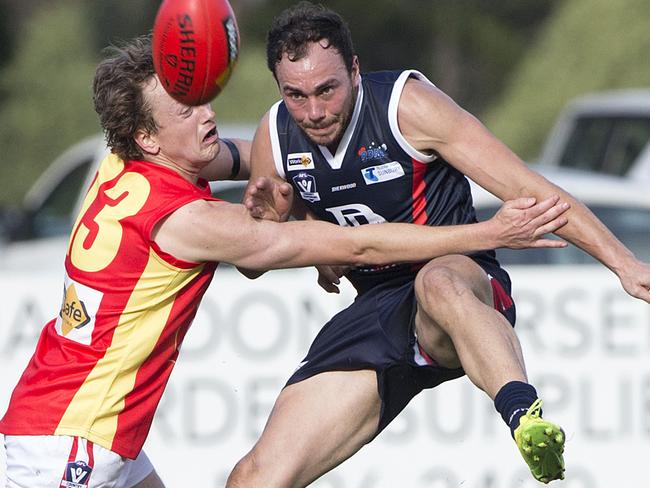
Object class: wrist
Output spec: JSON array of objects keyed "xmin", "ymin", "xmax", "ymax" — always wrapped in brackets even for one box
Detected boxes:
[
  {"xmin": 476, "ymin": 220, "xmax": 499, "ymax": 251},
  {"xmin": 609, "ymin": 249, "xmax": 637, "ymax": 277}
]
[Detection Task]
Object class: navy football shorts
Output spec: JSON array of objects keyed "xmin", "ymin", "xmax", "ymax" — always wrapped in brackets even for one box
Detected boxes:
[{"xmin": 286, "ymin": 261, "xmax": 516, "ymax": 435}]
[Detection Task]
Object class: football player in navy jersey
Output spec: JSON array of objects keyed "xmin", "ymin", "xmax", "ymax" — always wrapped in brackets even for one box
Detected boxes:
[{"xmin": 228, "ymin": 2, "xmax": 650, "ymax": 486}]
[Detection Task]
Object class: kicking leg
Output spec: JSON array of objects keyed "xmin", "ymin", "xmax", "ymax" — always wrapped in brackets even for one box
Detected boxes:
[
  {"xmin": 226, "ymin": 369, "xmax": 381, "ymax": 488},
  {"xmin": 413, "ymin": 254, "xmax": 564, "ymax": 483}
]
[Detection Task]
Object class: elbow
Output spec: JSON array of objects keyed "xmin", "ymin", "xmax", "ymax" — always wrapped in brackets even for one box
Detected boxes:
[
  {"xmin": 236, "ymin": 267, "xmax": 266, "ymax": 279},
  {"xmin": 351, "ymin": 241, "xmax": 381, "ymax": 267},
  {"xmin": 344, "ymin": 229, "xmax": 386, "ymax": 267}
]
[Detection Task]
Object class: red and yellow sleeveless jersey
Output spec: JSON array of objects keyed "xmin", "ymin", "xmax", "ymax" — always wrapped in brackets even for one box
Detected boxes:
[{"xmin": 0, "ymin": 154, "xmax": 219, "ymax": 459}]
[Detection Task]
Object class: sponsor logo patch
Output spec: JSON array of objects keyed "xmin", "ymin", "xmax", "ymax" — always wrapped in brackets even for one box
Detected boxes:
[
  {"xmin": 325, "ymin": 203, "xmax": 386, "ymax": 226},
  {"xmin": 331, "ymin": 182, "xmax": 357, "ymax": 192},
  {"xmin": 358, "ymin": 142, "xmax": 388, "ymax": 162},
  {"xmin": 292, "ymin": 172, "xmax": 321, "ymax": 202},
  {"xmin": 59, "ymin": 283, "xmax": 90, "ymax": 336},
  {"xmin": 55, "ymin": 275, "xmax": 103, "ymax": 345},
  {"xmin": 287, "ymin": 152, "xmax": 315, "ymax": 171},
  {"xmin": 361, "ymin": 161, "xmax": 405, "ymax": 185}
]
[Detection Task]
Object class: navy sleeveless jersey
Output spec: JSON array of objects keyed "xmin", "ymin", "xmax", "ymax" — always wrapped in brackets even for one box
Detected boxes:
[{"xmin": 269, "ymin": 69, "xmax": 508, "ymax": 290}]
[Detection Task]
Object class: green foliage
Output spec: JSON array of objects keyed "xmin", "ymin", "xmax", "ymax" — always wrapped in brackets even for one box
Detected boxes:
[
  {"xmin": 484, "ymin": 0, "xmax": 650, "ymax": 160},
  {"xmin": 84, "ymin": 0, "xmax": 159, "ymax": 52},
  {"xmin": 0, "ymin": 1, "xmax": 99, "ymax": 205},
  {"xmin": 236, "ymin": 0, "xmax": 555, "ymax": 113},
  {"xmin": 0, "ymin": 2, "xmax": 14, "ymax": 73}
]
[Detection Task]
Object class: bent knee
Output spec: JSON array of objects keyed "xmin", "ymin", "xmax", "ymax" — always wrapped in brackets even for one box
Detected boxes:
[
  {"xmin": 416, "ymin": 265, "xmax": 469, "ymax": 305},
  {"xmin": 416, "ymin": 263, "xmax": 491, "ymax": 308}
]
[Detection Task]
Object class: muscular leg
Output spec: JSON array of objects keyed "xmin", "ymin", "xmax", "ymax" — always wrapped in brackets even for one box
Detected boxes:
[
  {"xmin": 416, "ymin": 255, "xmax": 566, "ymax": 483},
  {"xmin": 414, "ymin": 254, "xmax": 526, "ymax": 399},
  {"xmin": 226, "ymin": 369, "xmax": 381, "ymax": 488}
]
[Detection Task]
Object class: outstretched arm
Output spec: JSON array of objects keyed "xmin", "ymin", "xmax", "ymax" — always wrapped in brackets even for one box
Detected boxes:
[
  {"xmin": 153, "ymin": 195, "xmax": 568, "ymax": 272},
  {"xmin": 398, "ymin": 77, "xmax": 650, "ymax": 303}
]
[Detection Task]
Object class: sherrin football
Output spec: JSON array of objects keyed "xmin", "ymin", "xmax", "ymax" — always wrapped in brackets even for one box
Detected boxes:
[{"xmin": 153, "ymin": 0, "xmax": 240, "ymax": 106}]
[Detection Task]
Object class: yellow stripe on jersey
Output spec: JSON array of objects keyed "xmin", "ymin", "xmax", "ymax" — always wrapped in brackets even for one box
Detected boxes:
[{"xmin": 55, "ymin": 248, "xmax": 204, "ymax": 448}]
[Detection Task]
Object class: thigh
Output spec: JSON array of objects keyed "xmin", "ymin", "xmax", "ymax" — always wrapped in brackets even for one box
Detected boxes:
[
  {"xmin": 4, "ymin": 435, "xmax": 157, "ymax": 488},
  {"xmin": 413, "ymin": 255, "xmax": 494, "ymax": 366},
  {"xmin": 243, "ymin": 369, "xmax": 381, "ymax": 487}
]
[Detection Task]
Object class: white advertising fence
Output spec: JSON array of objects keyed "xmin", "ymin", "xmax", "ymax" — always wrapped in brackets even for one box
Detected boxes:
[{"xmin": 0, "ymin": 266, "xmax": 647, "ymax": 487}]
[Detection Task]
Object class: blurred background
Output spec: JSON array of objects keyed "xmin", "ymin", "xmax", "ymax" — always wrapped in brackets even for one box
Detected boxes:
[
  {"xmin": 1, "ymin": 0, "xmax": 650, "ymax": 205},
  {"xmin": 1, "ymin": 2, "xmax": 650, "ymax": 486}
]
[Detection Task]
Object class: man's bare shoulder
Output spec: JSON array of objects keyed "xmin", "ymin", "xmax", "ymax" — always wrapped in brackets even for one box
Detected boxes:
[{"xmin": 398, "ymin": 76, "xmax": 467, "ymax": 151}]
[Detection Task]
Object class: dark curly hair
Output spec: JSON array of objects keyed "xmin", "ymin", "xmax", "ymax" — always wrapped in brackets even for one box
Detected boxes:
[
  {"xmin": 266, "ymin": 1, "xmax": 355, "ymax": 78},
  {"xmin": 93, "ymin": 35, "xmax": 158, "ymax": 161}
]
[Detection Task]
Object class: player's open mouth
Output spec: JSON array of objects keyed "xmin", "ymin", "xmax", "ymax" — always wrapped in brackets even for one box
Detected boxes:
[{"xmin": 203, "ymin": 127, "xmax": 218, "ymax": 143}]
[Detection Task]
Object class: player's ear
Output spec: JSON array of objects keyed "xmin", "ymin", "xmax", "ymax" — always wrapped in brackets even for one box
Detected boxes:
[
  {"xmin": 134, "ymin": 129, "xmax": 160, "ymax": 156},
  {"xmin": 351, "ymin": 55, "xmax": 360, "ymax": 85}
]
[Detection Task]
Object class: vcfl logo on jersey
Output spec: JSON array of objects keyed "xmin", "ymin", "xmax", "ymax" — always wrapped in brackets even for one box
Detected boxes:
[
  {"xmin": 292, "ymin": 172, "xmax": 321, "ymax": 202},
  {"xmin": 287, "ymin": 152, "xmax": 315, "ymax": 171},
  {"xmin": 61, "ymin": 460, "xmax": 92, "ymax": 488},
  {"xmin": 361, "ymin": 161, "xmax": 405, "ymax": 185},
  {"xmin": 326, "ymin": 203, "xmax": 386, "ymax": 226}
]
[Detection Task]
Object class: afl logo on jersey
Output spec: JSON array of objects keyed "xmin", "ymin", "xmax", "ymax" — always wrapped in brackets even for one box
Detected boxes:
[
  {"xmin": 287, "ymin": 152, "xmax": 315, "ymax": 171},
  {"xmin": 292, "ymin": 172, "xmax": 321, "ymax": 202}
]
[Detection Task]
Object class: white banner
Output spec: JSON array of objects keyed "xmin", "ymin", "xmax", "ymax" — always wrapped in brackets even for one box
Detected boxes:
[{"xmin": 0, "ymin": 266, "xmax": 648, "ymax": 486}]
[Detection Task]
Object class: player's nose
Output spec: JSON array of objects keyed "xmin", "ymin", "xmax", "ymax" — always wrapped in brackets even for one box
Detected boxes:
[{"xmin": 306, "ymin": 98, "xmax": 326, "ymax": 121}]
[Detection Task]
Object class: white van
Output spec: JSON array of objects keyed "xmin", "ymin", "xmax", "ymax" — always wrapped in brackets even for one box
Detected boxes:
[{"xmin": 537, "ymin": 89, "xmax": 650, "ymax": 179}]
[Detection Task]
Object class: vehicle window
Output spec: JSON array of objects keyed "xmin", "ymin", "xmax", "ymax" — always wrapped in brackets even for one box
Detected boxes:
[
  {"xmin": 29, "ymin": 159, "xmax": 93, "ymax": 239},
  {"xmin": 559, "ymin": 116, "xmax": 650, "ymax": 176},
  {"xmin": 475, "ymin": 205, "xmax": 650, "ymax": 265}
]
